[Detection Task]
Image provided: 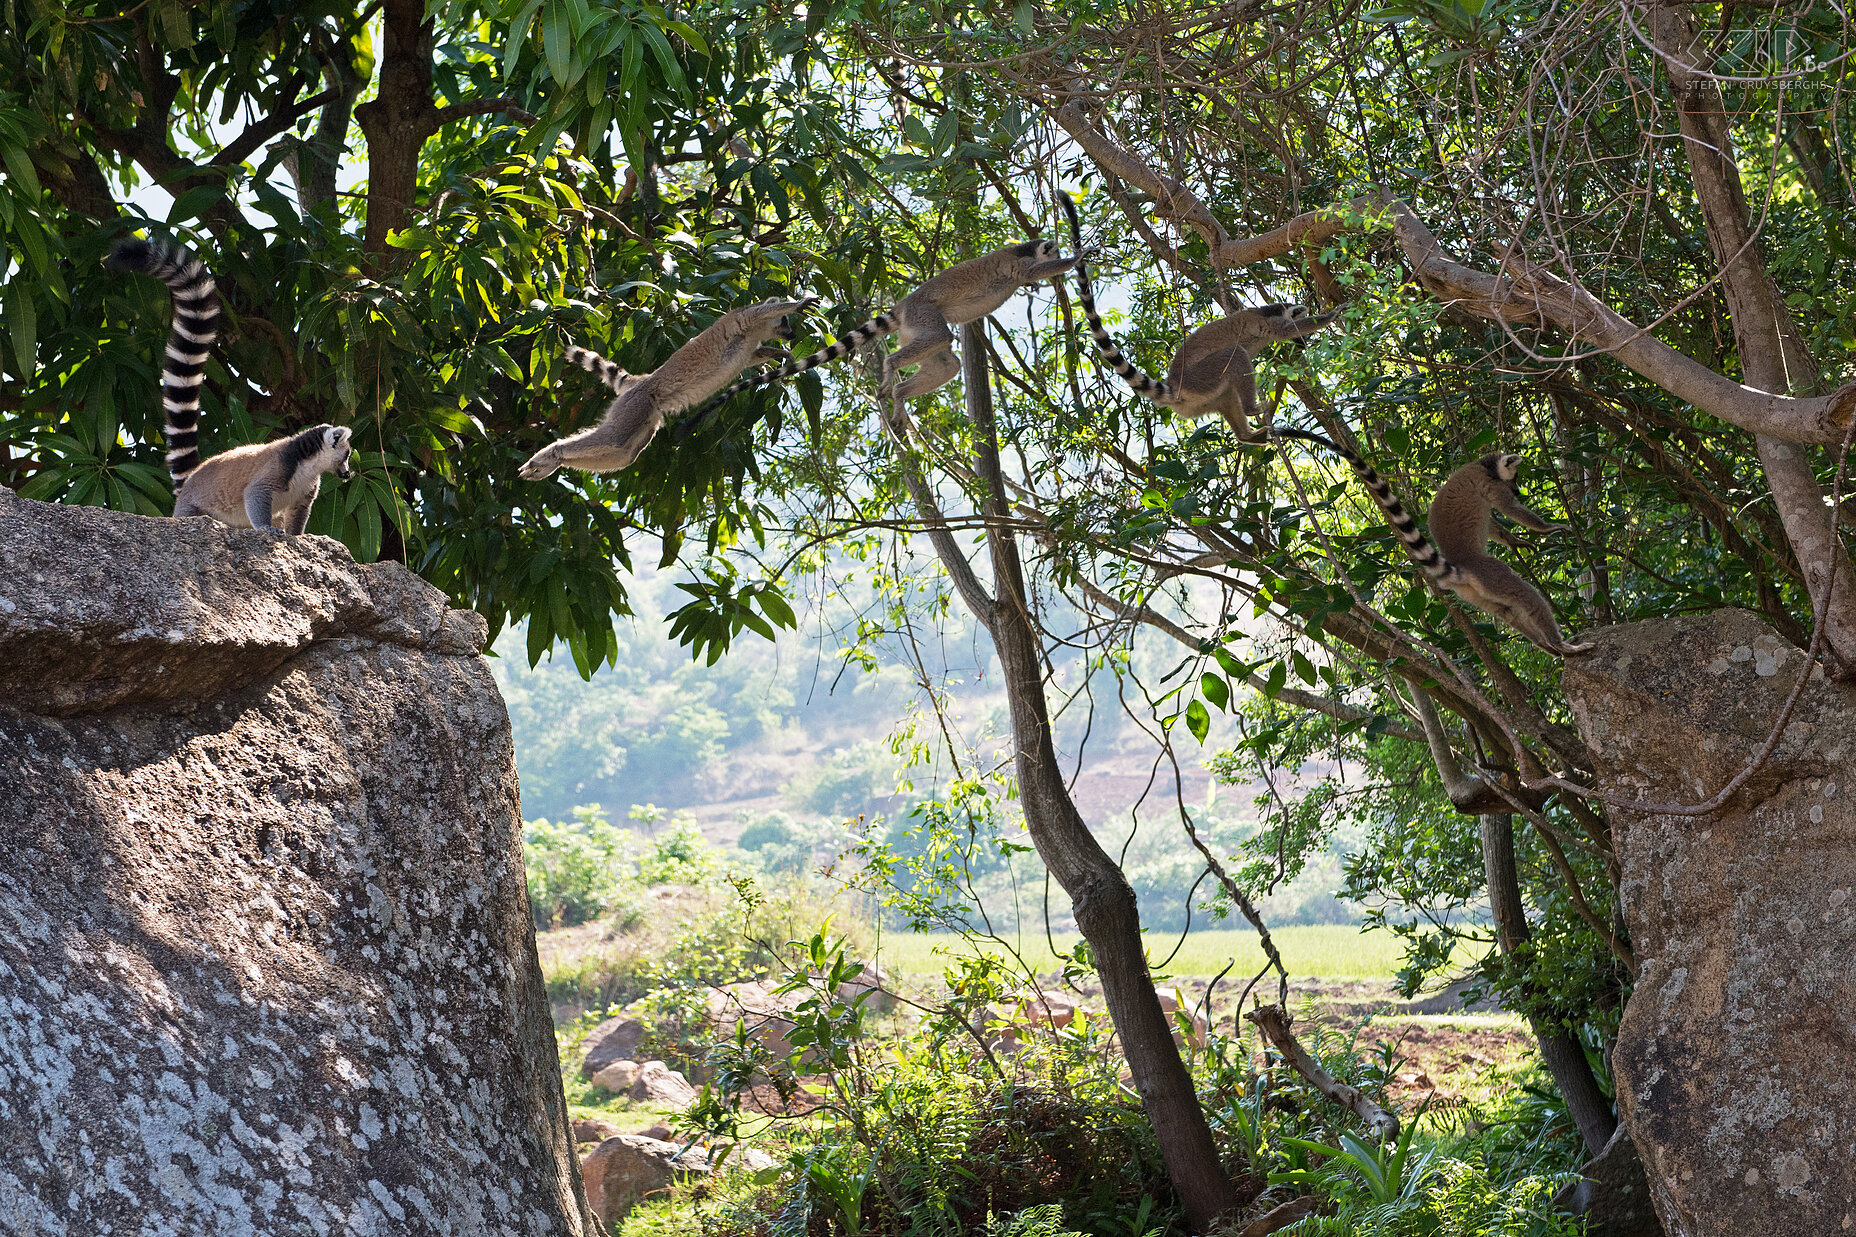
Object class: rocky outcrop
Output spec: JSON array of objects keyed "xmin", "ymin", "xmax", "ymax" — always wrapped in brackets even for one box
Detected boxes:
[
  {"xmin": 1551, "ymin": 1125, "xmax": 1663, "ymax": 1237},
  {"xmin": 578, "ymin": 1134, "xmax": 775, "ymax": 1229},
  {"xmin": 580, "ymin": 1014, "xmax": 647, "ymax": 1079},
  {"xmin": 572, "ymin": 1117, "xmax": 625, "ymax": 1146},
  {"xmin": 579, "ymin": 1134, "xmax": 706, "ymax": 1226},
  {"xmin": 588, "ymin": 1059, "xmax": 698, "ymax": 1107},
  {"xmin": 1563, "ymin": 609, "xmax": 1856, "ymax": 1237},
  {"xmin": 0, "ymin": 492, "xmax": 596, "ymax": 1235}
]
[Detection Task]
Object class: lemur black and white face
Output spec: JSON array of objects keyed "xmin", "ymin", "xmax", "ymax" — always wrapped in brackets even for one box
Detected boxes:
[
  {"xmin": 1488, "ymin": 452, "xmax": 1523, "ymax": 483},
  {"xmin": 1255, "ymin": 303, "xmax": 1341, "ymax": 342},
  {"xmin": 1011, "ymin": 238, "xmax": 1077, "ymax": 281},
  {"xmin": 324, "ymin": 426, "xmax": 354, "ymax": 479}
]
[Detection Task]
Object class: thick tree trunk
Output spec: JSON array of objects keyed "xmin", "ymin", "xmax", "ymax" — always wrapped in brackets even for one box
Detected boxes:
[
  {"xmin": 1479, "ymin": 815, "xmax": 1617, "ymax": 1156},
  {"xmin": 957, "ymin": 322, "xmax": 1239, "ymax": 1229},
  {"xmin": 1649, "ymin": 5, "xmax": 1856, "ymax": 674},
  {"xmin": 355, "ymin": 0, "xmax": 437, "ymax": 258}
]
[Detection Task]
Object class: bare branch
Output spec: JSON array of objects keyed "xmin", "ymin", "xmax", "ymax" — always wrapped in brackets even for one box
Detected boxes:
[
  {"xmin": 1052, "ymin": 97, "xmax": 1856, "ymax": 445},
  {"xmin": 1398, "ymin": 682, "xmax": 1511, "ymax": 814},
  {"xmin": 213, "ymin": 79, "xmax": 335, "ymax": 169},
  {"xmin": 1246, "ymin": 1005, "xmax": 1398, "ymax": 1140},
  {"xmin": 1389, "ymin": 202, "xmax": 1856, "ymax": 446}
]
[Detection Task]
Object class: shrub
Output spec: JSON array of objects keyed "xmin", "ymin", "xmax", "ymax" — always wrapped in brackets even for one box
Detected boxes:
[
  {"xmin": 738, "ymin": 815, "xmax": 798, "ymax": 852},
  {"xmin": 523, "ymin": 804, "xmax": 636, "ymax": 929},
  {"xmin": 637, "ymin": 811, "xmax": 723, "ymax": 886},
  {"xmin": 641, "ymin": 931, "xmax": 1592, "ymax": 1237},
  {"xmin": 780, "ymin": 740, "xmax": 901, "ymax": 819},
  {"xmin": 737, "ymin": 810, "xmax": 855, "ymax": 877}
]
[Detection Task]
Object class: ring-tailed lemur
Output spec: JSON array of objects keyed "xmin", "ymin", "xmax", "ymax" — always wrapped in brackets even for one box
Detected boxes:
[
  {"xmin": 1275, "ymin": 427, "xmax": 1595, "ymax": 655},
  {"xmin": 1060, "ymin": 195, "xmax": 1337, "ymax": 442},
  {"xmin": 519, "ymin": 297, "xmax": 815, "ymax": 477},
  {"xmin": 680, "ymin": 237, "xmax": 1079, "ymax": 433},
  {"xmin": 106, "ymin": 237, "xmax": 353, "ymax": 533}
]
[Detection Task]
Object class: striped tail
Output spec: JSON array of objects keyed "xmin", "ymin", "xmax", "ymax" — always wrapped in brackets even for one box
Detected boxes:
[
  {"xmin": 105, "ymin": 237, "xmax": 220, "ymax": 485},
  {"xmin": 679, "ymin": 312, "xmax": 894, "ymax": 433},
  {"xmin": 1272, "ymin": 427, "xmax": 1452, "ymax": 582},
  {"xmin": 1059, "ymin": 195, "xmax": 1178, "ymax": 406},
  {"xmin": 565, "ymin": 343, "xmax": 634, "ymax": 394}
]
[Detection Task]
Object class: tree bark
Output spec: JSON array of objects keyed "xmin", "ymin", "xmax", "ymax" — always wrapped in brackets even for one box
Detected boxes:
[
  {"xmin": 1480, "ymin": 814, "xmax": 1617, "ymax": 1157},
  {"xmin": 355, "ymin": 0, "xmax": 437, "ymax": 258},
  {"xmin": 302, "ymin": 31, "xmax": 369, "ymax": 219},
  {"xmin": 1648, "ymin": 4, "xmax": 1856, "ymax": 676},
  {"xmin": 958, "ymin": 321, "xmax": 1239, "ymax": 1229}
]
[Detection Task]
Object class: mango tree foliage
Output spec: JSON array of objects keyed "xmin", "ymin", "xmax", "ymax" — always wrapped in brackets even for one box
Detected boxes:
[{"xmin": 0, "ymin": 0, "xmax": 873, "ymax": 671}]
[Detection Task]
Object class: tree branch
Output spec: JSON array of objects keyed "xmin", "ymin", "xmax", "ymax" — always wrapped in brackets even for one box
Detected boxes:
[
  {"xmin": 1390, "ymin": 201, "xmax": 1856, "ymax": 446},
  {"xmin": 870, "ymin": 344, "xmax": 996, "ymax": 630},
  {"xmin": 1053, "ymin": 95, "xmax": 1856, "ymax": 445},
  {"xmin": 1245, "ymin": 1005, "xmax": 1398, "ymax": 1140},
  {"xmin": 212, "ymin": 77, "xmax": 334, "ymax": 169},
  {"xmin": 1398, "ymin": 681, "xmax": 1513, "ymax": 813},
  {"xmin": 425, "ymin": 96, "xmax": 538, "ymax": 135}
]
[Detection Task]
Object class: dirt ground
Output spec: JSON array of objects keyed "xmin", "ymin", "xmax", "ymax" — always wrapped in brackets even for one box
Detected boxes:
[{"xmin": 1025, "ymin": 973, "xmax": 1533, "ymax": 1110}]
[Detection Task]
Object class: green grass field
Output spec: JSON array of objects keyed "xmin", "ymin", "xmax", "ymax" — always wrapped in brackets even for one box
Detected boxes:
[{"xmin": 871, "ymin": 923, "xmax": 1433, "ymax": 981}]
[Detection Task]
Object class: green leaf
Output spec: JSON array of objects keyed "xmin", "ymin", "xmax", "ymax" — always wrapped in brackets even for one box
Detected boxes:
[
  {"xmin": 664, "ymin": 20, "xmax": 709, "ymax": 55},
  {"xmin": 548, "ymin": 575, "xmax": 575, "ymax": 648},
  {"xmin": 798, "ymin": 370, "xmax": 824, "ymax": 440},
  {"xmin": 1292, "ymin": 651, "xmax": 1317, "ymax": 685},
  {"xmin": 542, "ymin": 3, "xmax": 572, "ymax": 85},
  {"xmin": 154, "ymin": 0, "xmax": 196, "ymax": 47},
  {"xmin": 167, "ymin": 183, "xmax": 227, "ymax": 224},
  {"xmin": 758, "ymin": 588, "xmax": 796, "ymax": 629},
  {"xmin": 17, "ymin": 466, "xmax": 68, "ymax": 500},
  {"xmin": 636, "ymin": 22, "xmax": 687, "ymax": 98},
  {"xmin": 6, "ymin": 284, "xmax": 36, "ymax": 377},
  {"xmin": 1199, "ymin": 671, "xmax": 1229, "ymax": 711},
  {"xmin": 1184, "ymin": 698, "xmax": 1210, "ymax": 743},
  {"xmin": 1263, "ymin": 661, "xmax": 1287, "ymax": 698},
  {"xmin": 526, "ymin": 599, "xmax": 553, "ymax": 666},
  {"xmin": 355, "ymin": 488, "xmax": 383, "ymax": 562},
  {"xmin": 1, "ymin": 143, "xmax": 41, "ymax": 198}
]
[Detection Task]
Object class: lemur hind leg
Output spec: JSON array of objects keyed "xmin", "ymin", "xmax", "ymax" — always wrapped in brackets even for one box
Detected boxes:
[
  {"xmin": 882, "ymin": 309, "xmax": 953, "ymax": 397},
  {"xmin": 892, "ymin": 345, "xmax": 962, "ymax": 401},
  {"xmin": 1180, "ymin": 348, "xmax": 1265, "ymax": 441}
]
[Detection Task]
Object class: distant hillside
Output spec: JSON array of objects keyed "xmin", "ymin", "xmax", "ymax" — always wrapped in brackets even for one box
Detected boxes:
[{"xmin": 494, "ymin": 563, "xmax": 1364, "ymax": 931}]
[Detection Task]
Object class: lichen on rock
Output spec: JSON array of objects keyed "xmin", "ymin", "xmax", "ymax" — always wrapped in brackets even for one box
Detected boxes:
[
  {"xmin": 0, "ymin": 493, "xmax": 596, "ymax": 1236},
  {"xmin": 1563, "ymin": 608, "xmax": 1856, "ymax": 1237}
]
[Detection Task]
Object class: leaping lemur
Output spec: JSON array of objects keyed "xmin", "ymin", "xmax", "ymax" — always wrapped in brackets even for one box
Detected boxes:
[
  {"xmin": 1060, "ymin": 194, "xmax": 1337, "ymax": 442},
  {"xmin": 520, "ymin": 297, "xmax": 815, "ymax": 477},
  {"xmin": 679, "ymin": 237, "xmax": 1080, "ymax": 433}
]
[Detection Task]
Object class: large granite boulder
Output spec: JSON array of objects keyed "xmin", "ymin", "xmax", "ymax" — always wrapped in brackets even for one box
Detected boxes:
[
  {"xmin": 588, "ymin": 1059, "xmax": 698, "ymax": 1107},
  {"xmin": 1551, "ymin": 1125, "xmax": 1664, "ymax": 1237},
  {"xmin": 1563, "ymin": 609, "xmax": 1856, "ymax": 1237},
  {"xmin": 0, "ymin": 492, "xmax": 596, "ymax": 1235},
  {"xmin": 578, "ymin": 1134, "xmax": 708, "ymax": 1226}
]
